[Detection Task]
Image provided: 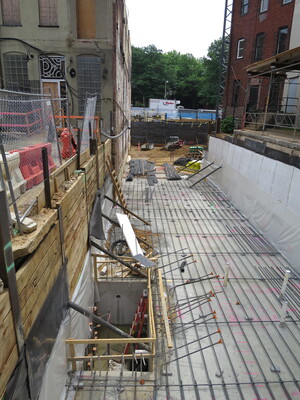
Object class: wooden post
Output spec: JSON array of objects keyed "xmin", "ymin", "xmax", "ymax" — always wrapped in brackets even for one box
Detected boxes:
[
  {"xmin": 158, "ymin": 270, "xmax": 173, "ymax": 349},
  {"xmin": 69, "ymin": 342, "xmax": 77, "ymax": 371}
]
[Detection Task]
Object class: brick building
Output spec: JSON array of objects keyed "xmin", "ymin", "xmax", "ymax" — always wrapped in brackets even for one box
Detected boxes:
[{"xmin": 224, "ymin": 0, "xmax": 296, "ymax": 126}]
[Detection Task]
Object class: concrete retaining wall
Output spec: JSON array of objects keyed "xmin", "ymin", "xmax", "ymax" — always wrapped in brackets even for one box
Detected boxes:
[{"xmin": 207, "ymin": 136, "xmax": 300, "ymax": 273}]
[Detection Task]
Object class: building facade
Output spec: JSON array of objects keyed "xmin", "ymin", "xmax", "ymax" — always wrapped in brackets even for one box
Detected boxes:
[
  {"xmin": 224, "ymin": 0, "xmax": 296, "ymax": 125},
  {"xmin": 0, "ymin": 0, "xmax": 131, "ymax": 169}
]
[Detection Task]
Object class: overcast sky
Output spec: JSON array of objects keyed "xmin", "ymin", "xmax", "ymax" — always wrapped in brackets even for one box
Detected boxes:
[{"xmin": 125, "ymin": 0, "xmax": 225, "ymax": 59}]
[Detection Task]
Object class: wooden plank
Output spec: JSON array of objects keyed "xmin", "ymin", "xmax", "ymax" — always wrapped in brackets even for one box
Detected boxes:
[
  {"xmin": 158, "ymin": 270, "xmax": 173, "ymax": 349},
  {"xmin": 55, "ymin": 174, "xmax": 85, "ymax": 220},
  {"xmin": 0, "ymin": 307, "xmax": 17, "ymax": 373},
  {"xmin": 18, "ymin": 232, "xmax": 61, "ymax": 310},
  {"xmin": 69, "ymin": 343, "xmax": 77, "ymax": 371},
  {"xmin": 105, "ymin": 158, "xmax": 127, "ymax": 210},
  {"xmin": 12, "ymin": 209, "xmax": 57, "ymax": 259},
  {"xmin": 22, "ymin": 255, "xmax": 62, "ymax": 336},
  {"xmin": 65, "ymin": 338, "xmax": 155, "ymax": 344},
  {"xmin": 16, "ymin": 222, "xmax": 59, "ymax": 294},
  {"xmin": 66, "ymin": 217, "xmax": 88, "ymax": 296},
  {"xmin": 0, "ymin": 343, "xmax": 18, "ymax": 397}
]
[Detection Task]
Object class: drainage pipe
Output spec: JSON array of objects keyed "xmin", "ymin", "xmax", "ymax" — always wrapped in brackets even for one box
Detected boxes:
[{"xmin": 68, "ymin": 301, "xmax": 150, "ymax": 352}]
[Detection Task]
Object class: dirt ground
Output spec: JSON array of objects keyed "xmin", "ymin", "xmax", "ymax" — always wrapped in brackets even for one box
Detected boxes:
[{"xmin": 129, "ymin": 144, "xmax": 195, "ymax": 166}]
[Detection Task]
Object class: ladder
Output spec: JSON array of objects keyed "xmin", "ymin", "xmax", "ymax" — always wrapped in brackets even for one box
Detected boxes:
[
  {"xmin": 124, "ymin": 291, "xmax": 148, "ymax": 354},
  {"xmin": 105, "ymin": 158, "xmax": 127, "ymax": 210}
]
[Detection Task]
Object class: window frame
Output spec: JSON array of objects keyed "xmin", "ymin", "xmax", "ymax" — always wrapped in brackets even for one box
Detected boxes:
[
  {"xmin": 237, "ymin": 38, "xmax": 245, "ymax": 59},
  {"xmin": 3, "ymin": 52, "xmax": 29, "ymax": 89},
  {"xmin": 282, "ymin": 0, "xmax": 292, "ymax": 4},
  {"xmin": 276, "ymin": 26, "xmax": 288, "ymax": 54},
  {"xmin": 254, "ymin": 33, "xmax": 265, "ymax": 61},
  {"xmin": 241, "ymin": 0, "xmax": 249, "ymax": 15},
  {"xmin": 1, "ymin": 0, "xmax": 21, "ymax": 26},
  {"xmin": 260, "ymin": 0, "xmax": 268, "ymax": 12},
  {"xmin": 77, "ymin": 54, "xmax": 102, "ymax": 114},
  {"xmin": 38, "ymin": 0, "xmax": 58, "ymax": 27}
]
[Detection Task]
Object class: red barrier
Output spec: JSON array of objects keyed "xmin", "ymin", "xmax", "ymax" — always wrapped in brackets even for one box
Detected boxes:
[{"xmin": 11, "ymin": 143, "xmax": 56, "ymax": 189}]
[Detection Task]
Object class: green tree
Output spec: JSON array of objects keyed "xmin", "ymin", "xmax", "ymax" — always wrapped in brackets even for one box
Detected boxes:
[
  {"xmin": 131, "ymin": 45, "xmax": 168, "ymax": 106},
  {"xmin": 199, "ymin": 38, "xmax": 225, "ymax": 108},
  {"xmin": 131, "ymin": 39, "xmax": 224, "ymax": 109}
]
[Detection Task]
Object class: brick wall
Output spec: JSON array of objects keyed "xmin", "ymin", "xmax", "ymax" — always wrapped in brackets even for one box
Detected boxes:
[{"xmin": 224, "ymin": 0, "xmax": 295, "ymax": 116}]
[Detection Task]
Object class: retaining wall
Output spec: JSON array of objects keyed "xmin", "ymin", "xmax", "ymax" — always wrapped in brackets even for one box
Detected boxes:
[
  {"xmin": 0, "ymin": 139, "xmax": 129, "ymax": 397},
  {"xmin": 207, "ymin": 136, "xmax": 300, "ymax": 273},
  {"xmin": 131, "ymin": 121, "xmax": 212, "ymax": 146}
]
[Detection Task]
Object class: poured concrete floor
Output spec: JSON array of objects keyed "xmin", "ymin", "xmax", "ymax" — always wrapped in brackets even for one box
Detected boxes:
[{"xmin": 66, "ymin": 165, "xmax": 300, "ymax": 400}]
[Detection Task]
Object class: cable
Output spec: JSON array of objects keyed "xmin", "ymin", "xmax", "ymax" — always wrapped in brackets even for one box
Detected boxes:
[{"xmin": 101, "ymin": 126, "xmax": 130, "ymax": 139}]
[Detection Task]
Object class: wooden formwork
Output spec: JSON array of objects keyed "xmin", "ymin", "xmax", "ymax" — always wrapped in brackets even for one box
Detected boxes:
[
  {"xmin": 66, "ymin": 270, "xmax": 156, "ymax": 373},
  {"xmin": 0, "ymin": 140, "xmax": 114, "ymax": 396}
]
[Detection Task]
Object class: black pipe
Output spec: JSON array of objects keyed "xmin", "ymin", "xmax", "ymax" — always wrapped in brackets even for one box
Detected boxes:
[
  {"xmin": 186, "ymin": 161, "xmax": 214, "ymax": 180},
  {"xmin": 42, "ymin": 147, "xmax": 51, "ymax": 208},
  {"xmin": 68, "ymin": 301, "xmax": 150, "ymax": 352},
  {"xmin": 76, "ymin": 127, "xmax": 81, "ymax": 170},
  {"xmin": 189, "ymin": 166, "xmax": 222, "ymax": 188}
]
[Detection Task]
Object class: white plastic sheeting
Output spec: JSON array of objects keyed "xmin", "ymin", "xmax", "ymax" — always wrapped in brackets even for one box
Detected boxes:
[
  {"xmin": 207, "ymin": 137, "xmax": 300, "ymax": 272},
  {"xmin": 39, "ymin": 251, "xmax": 94, "ymax": 400}
]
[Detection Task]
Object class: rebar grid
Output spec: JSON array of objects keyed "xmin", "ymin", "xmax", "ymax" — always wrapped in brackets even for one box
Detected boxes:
[
  {"xmin": 65, "ymin": 173, "xmax": 300, "ymax": 400},
  {"xmin": 123, "ymin": 176, "xmax": 300, "ymax": 400}
]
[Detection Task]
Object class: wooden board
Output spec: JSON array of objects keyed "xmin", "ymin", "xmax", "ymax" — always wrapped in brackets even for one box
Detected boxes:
[{"xmin": 0, "ymin": 139, "xmax": 114, "ymax": 394}]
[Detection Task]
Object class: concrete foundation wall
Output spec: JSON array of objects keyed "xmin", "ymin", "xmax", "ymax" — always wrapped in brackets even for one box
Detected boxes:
[
  {"xmin": 96, "ymin": 281, "xmax": 146, "ymax": 325},
  {"xmin": 207, "ymin": 136, "xmax": 300, "ymax": 273}
]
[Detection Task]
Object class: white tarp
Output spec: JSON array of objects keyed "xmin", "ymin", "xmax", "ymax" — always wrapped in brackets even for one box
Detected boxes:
[
  {"xmin": 207, "ymin": 137, "xmax": 300, "ymax": 273},
  {"xmin": 116, "ymin": 213, "xmax": 143, "ymax": 256},
  {"xmin": 39, "ymin": 251, "xmax": 94, "ymax": 400}
]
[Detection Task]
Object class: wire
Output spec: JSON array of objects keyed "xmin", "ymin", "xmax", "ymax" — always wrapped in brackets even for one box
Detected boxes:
[
  {"xmin": 0, "ymin": 37, "xmax": 131, "ymax": 135},
  {"xmin": 231, "ymin": 66, "xmax": 247, "ymax": 92},
  {"xmin": 101, "ymin": 125, "xmax": 130, "ymax": 139}
]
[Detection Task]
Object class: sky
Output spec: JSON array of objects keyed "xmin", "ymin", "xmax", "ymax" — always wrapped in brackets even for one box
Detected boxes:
[{"xmin": 125, "ymin": 0, "xmax": 225, "ymax": 59}]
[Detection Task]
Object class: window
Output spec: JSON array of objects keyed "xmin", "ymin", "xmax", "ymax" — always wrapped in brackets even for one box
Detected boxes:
[
  {"xmin": 282, "ymin": 0, "xmax": 292, "ymax": 3},
  {"xmin": 3, "ymin": 53, "xmax": 29, "ymax": 90},
  {"xmin": 232, "ymin": 80, "xmax": 240, "ymax": 107},
  {"xmin": 76, "ymin": 0, "xmax": 96, "ymax": 39},
  {"xmin": 260, "ymin": 0, "xmax": 268, "ymax": 12},
  {"xmin": 254, "ymin": 33, "xmax": 264, "ymax": 60},
  {"xmin": 40, "ymin": 55, "xmax": 65, "ymax": 79},
  {"xmin": 1, "ymin": 0, "xmax": 20, "ymax": 25},
  {"xmin": 237, "ymin": 39, "xmax": 245, "ymax": 59},
  {"xmin": 241, "ymin": 0, "xmax": 249, "ymax": 15},
  {"xmin": 38, "ymin": 0, "xmax": 58, "ymax": 26},
  {"xmin": 276, "ymin": 27, "xmax": 288, "ymax": 54},
  {"xmin": 77, "ymin": 55, "xmax": 101, "ymax": 114}
]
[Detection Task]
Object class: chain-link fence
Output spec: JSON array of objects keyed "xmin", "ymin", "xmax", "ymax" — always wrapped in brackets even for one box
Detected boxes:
[{"xmin": 0, "ymin": 89, "xmax": 62, "ymax": 233}]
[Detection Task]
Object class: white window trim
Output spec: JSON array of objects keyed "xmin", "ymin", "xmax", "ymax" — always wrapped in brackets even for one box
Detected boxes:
[
  {"xmin": 260, "ymin": 0, "xmax": 268, "ymax": 12},
  {"xmin": 282, "ymin": 0, "xmax": 292, "ymax": 4},
  {"xmin": 237, "ymin": 39, "xmax": 245, "ymax": 59}
]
